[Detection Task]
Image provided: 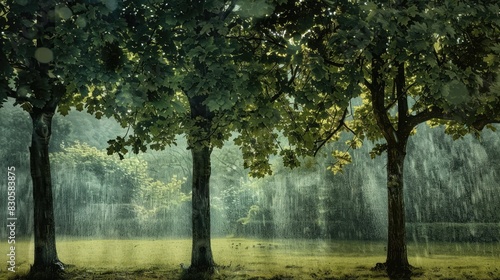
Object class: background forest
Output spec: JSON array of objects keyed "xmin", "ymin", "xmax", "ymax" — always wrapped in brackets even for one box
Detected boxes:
[{"xmin": 1, "ymin": 102, "xmax": 499, "ymax": 243}]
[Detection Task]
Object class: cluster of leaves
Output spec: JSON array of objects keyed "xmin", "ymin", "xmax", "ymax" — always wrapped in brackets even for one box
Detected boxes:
[
  {"xmin": 57, "ymin": 0, "xmax": 322, "ymax": 178},
  {"xmin": 232, "ymin": 1, "xmax": 358, "ymax": 175},
  {"xmin": 52, "ymin": 141, "xmax": 142, "ymax": 177},
  {"xmin": 236, "ymin": 205, "xmax": 260, "ymax": 225},
  {"xmin": 1, "ymin": 0, "xmax": 48, "ymax": 105},
  {"xmin": 51, "ymin": 142, "xmax": 189, "ymax": 214},
  {"xmin": 134, "ymin": 175, "xmax": 190, "ymax": 220},
  {"xmin": 0, "ymin": 0, "xmax": 103, "ymax": 113}
]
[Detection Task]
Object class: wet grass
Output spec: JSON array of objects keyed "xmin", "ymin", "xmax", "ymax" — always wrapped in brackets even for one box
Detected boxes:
[{"xmin": 1, "ymin": 238, "xmax": 499, "ymax": 279}]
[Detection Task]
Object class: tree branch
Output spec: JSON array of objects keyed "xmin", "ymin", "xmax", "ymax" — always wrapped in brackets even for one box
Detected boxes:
[
  {"xmin": 407, "ymin": 106, "xmax": 453, "ymax": 128},
  {"xmin": 370, "ymin": 51, "xmax": 397, "ymax": 144},
  {"xmin": 220, "ymin": 0, "xmax": 236, "ymax": 21},
  {"xmin": 364, "ymin": 78, "xmax": 373, "ymax": 92},
  {"xmin": 270, "ymin": 65, "xmax": 299, "ymax": 102},
  {"xmin": 313, "ymin": 107, "xmax": 349, "ymax": 156},
  {"xmin": 396, "ymin": 63, "xmax": 408, "ymax": 124},
  {"xmin": 323, "ymin": 58, "xmax": 344, "ymax": 68},
  {"xmin": 472, "ymin": 115, "xmax": 500, "ymax": 130}
]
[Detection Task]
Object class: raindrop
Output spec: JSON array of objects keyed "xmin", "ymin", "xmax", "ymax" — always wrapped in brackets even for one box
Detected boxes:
[
  {"xmin": 76, "ymin": 16, "xmax": 87, "ymax": 28},
  {"xmin": 35, "ymin": 47, "xmax": 54, "ymax": 63},
  {"xmin": 16, "ymin": 86, "xmax": 31, "ymax": 97},
  {"xmin": 56, "ymin": 5, "xmax": 73, "ymax": 20},
  {"xmin": 102, "ymin": 0, "xmax": 118, "ymax": 11}
]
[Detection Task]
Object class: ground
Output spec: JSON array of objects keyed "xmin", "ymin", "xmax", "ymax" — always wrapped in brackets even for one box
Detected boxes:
[{"xmin": 1, "ymin": 238, "xmax": 499, "ymax": 279}]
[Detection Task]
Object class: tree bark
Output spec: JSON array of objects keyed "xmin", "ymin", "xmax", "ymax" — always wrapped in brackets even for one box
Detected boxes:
[
  {"xmin": 189, "ymin": 145, "xmax": 215, "ymax": 272},
  {"xmin": 186, "ymin": 92, "xmax": 216, "ymax": 273},
  {"xmin": 370, "ymin": 50, "xmax": 412, "ymax": 278},
  {"xmin": 29, "ymin": 104, "xmax": 64, "ymax": 275},
  {"xmin": 385, "ymin": 143, "xmax": 411, "ymax": 279}
]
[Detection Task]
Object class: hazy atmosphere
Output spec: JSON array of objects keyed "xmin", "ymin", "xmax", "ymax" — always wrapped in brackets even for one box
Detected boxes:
[
  {"xmin": 2, "ymin": 101, "xmax": 500, "ymax": 279},
  {"xmin": 3, "ymin": 104, "xmax": 497, "ymax": 241},
  {"xmin": 1, "ymin": 0, "xmax": 500, "ymax": 279}
]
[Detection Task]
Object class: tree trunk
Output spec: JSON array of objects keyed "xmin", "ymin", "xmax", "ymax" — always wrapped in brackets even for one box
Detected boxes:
[
  {"xmin": 385, "ymin": 143, "xmax": 411, "ymax": 279},
  {"xmin": 370, "ymin": 46, "xmax": 413, "ymax": 278},
  {"xmin": 29, "ymin": 105, "xmax": 63, "ymax": 275},
  {"xmin": 189, "ymin": 145, "xmax": 215, "ymax": 272}
]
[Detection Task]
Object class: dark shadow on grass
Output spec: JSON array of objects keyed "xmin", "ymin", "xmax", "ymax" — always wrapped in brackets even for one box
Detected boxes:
[
  {"xmin": 10, "ymin": 265, "xmax": 66, "ymax": 280},
  {"xmin": 179, "ymin": 262, "xmax": 243, "ymax": 280},
  {"xmin": 371, "ymin": 262, "xmax": 423, "ymax": 280}
]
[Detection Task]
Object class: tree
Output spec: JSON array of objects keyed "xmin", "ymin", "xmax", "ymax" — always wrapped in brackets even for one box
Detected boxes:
[
  {"xmin": 311, "ymin": 1, "xmax": 500, "ymax": 278},
  {"xmin": 78, "ymin": 0, "xmax": 305, "ymax": 274},
  {"xmin": 1, "ymin": 0, "xmax": 65, "ymax": 275},
  {"xmin": 0, "ymin": 0, "xmax": 121, "ymax": 276},
  {"xmin": 246, "ymin": 0, "xmax": 499, "ymax": 277}
]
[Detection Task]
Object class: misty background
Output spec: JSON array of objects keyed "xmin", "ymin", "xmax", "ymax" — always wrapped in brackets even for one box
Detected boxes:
[{"xmin": 1, "ymin": 102, "xmax": 499, "ymax": 242}]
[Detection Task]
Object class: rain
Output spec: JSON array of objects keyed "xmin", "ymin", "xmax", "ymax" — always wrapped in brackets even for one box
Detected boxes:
[
  {"xmin": 1, "ymin": 0, "xmax": 500, "ymax": 279},
  {"xmin": 1, "ymin": 104, "xmax": 499, "ymax": 279}
]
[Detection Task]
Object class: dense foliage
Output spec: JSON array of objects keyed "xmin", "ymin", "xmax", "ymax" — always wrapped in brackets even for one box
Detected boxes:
[{"xmin": 51, "ymin": 142, "xmax": 190, "ymax": 237}]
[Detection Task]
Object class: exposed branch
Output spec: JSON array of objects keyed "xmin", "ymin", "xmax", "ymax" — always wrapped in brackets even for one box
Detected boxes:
[
  {"xmin": 343, "ymin": 121, "xmax": 356, "ymax": 135},
  {"xmin": 370, "ymin": 51, "xmax": 397, "ymax": 144},
  {"xmin": 123, "ymin": 110, "xmax": 138, "ymax": 139},
  {"xmin": 263, "ymin": 31, "xmax": 287, "ymax": 49},
  {"xmin": 406, "ymin": 80, "xmax": 417, "ymax": 92},
  {"xmin": 269, "ymin": 90, "xmax": 284, "ymax": 103},
  {"xmin": 270, "ymin": 64, "xmax": 300, "ymax": 102},
  {"xmin": 220, "ymin": 0, "xmax": 236, "ymax": 21},
  {"xmin": 323, "ymin": 58, "xmax": 344, "ymax": 68},
  {"xmin": 313, "ymin": 107, "xmax": 349, "ymax": 156},
  {"xmin": 396, "ymin": 63, "xmax": 408, "ymax": 124},
  {"xmin": 410, "ymin": 106, "xmax": 500, "ymax": 131},
  {"xmin": 472, "ymin": 115, "xmax": 500, "ymax": 130},
  {"xmin": 407, "ymin": 106, "xmax": 453, "ymax": 128}
]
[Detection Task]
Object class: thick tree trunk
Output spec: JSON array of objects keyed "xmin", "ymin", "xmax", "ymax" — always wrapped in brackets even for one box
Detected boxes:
[
  {"xmin": 29, "ymin": 106, "xmax": 63, "ymax": 275},
  {"xmin": 370, "ymin": 47, "xmax": 413, "ymax": 278},
  {"xmin": 189, "ymin": 145, "xmax": 215, "ymax": 272},
  {"xmin": 186, "ymin": 58, "xmax": 216, "ymax": 274},
  {"xmin": 385, "ymin": 144, "xmax": 411, "ymax": 279}
]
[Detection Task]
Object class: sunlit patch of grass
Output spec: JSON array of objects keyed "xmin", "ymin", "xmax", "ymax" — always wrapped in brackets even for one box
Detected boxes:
[{"xmin": 1, "ymin": 238, "xmax": 499, "ymax": 279}]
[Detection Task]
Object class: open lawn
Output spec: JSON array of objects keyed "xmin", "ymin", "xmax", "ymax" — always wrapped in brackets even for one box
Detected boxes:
[{"xmin": 1, "ymin": 238, "xmax": 499, "ymax": 279}]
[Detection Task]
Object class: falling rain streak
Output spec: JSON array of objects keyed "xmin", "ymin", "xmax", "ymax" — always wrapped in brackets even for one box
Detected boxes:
[{"xmin": 1, "ymin": 108, "xmax": 499, "ymax": 278}]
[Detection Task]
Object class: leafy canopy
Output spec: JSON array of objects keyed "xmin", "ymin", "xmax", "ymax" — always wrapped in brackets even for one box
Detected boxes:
[{"xmin": 76, "ymin": 0, "xmax": 340, "ymax": 176}]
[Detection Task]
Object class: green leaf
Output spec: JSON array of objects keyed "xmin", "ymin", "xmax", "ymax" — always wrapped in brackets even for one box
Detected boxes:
[
  {"xmin": 441, "ymin": 80, "xmax": 470, "ymax": 105},
  {"xmin": 328, "ymin": 150, "xmax": 352, "ymax": 174},
  {"xmin": 172, "ymin": 100, "xmax": 187, "ymax": 113},
  {"xmin": 369, "ymin": 144, "xmax": 387, "ymax": 159}
]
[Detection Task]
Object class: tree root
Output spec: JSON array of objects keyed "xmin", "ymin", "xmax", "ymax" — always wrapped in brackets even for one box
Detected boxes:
[
  {"xmin": 371, "ymin": 262, "xmax": 414, "ymax": 280},
  {"xmin": 27, "ymin": 261, "xmax": 66, "ymax": 280},
  {"xmin": 371, "ymin": 262, "xmax": 387, "ymax": 271}
]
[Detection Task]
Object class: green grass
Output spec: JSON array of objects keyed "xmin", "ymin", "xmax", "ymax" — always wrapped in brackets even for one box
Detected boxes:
[{"xmin": 1, "ymin": 238, "xmax": 499, "ymax": 279}]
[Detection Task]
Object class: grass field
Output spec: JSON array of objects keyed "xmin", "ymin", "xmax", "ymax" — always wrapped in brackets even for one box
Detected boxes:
[{"xmin": 1, "ymin": 238, "xmax": 499, "ymax": 279}]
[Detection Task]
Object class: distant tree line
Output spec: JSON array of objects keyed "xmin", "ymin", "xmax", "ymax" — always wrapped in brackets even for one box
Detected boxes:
[{"xmin": 2, "ymin": 108, "xmax": 499, "ymax": 243}]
